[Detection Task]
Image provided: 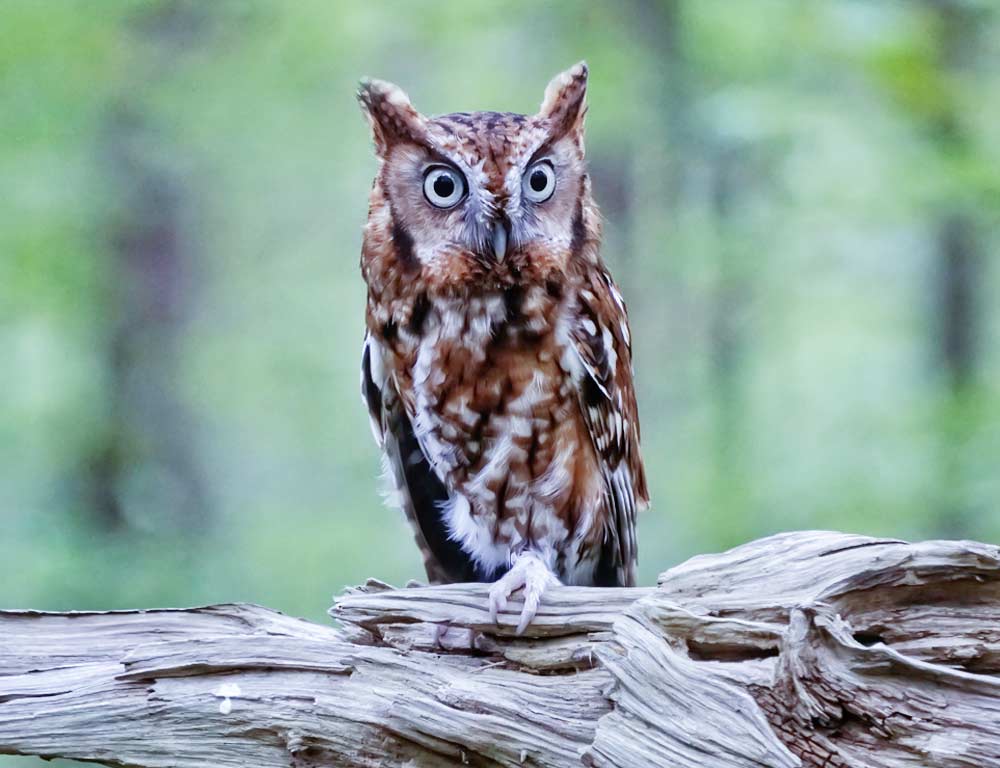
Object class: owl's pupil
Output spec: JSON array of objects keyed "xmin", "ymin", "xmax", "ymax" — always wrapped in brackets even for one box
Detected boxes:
[
  {"xmin": 433, "ymin": 175, "xmax": 455, "ymax": 198},
  {"xmin": 530, "ymin": 169, "xmax": 548, "ymax": 192}
]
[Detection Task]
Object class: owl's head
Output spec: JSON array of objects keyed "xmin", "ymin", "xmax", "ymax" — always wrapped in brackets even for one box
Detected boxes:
[{"xmin": 358, "ymin": 62, "xmax": 597, "ymax": 291}]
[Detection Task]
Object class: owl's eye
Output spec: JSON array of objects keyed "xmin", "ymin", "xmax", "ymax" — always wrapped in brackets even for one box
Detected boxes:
[
  {"xmin": 523, "ymin": 161, "xmax": 556, "ymax": 203},
  {"xmin": 423, "ymin": 166, "xmax": 466, "ymax": 209}
]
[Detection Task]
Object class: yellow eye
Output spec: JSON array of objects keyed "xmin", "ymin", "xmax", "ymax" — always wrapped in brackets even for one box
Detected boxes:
[
  {"xmin": 523, "ymin": 161, "xmax": 555, "ymax": 203},
  {"xmin": 423, "ymin": 166, "xmax": 466, "ymax": 208}
]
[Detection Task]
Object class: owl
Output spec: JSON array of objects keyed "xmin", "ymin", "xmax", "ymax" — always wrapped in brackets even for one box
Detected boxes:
[{"xmin": 357, "ymin": 62, "xmax": 648, "ymax": 634}]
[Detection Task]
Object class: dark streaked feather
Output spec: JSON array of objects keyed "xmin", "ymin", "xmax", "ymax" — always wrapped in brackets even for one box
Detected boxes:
[{"xmin": 568, "ymin": 271, "xmax": 647, "ymax": 587}]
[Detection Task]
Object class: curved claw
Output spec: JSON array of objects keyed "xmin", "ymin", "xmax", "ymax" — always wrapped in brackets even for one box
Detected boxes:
[
  {"xmin": 518, "ymin": 585, "xmax": 543, "ymax": 636},
  {"xmin": 488, "ymin": 587, "xmax": 509, "ymax": 624}
]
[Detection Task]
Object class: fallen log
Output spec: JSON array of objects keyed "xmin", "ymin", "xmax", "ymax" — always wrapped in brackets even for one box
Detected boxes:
[{"xmin": 2, "ymin": 531, "xmax": 999, "ymax": 767}]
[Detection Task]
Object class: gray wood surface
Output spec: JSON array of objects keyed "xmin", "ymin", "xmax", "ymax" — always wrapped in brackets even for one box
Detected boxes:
[{"xmin": 2, "ymin": 531, "xmax": 998, "ymax": 766}]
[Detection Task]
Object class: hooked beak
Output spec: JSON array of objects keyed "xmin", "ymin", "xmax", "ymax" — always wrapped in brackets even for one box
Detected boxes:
[{"xmin": 491, "ymin": 220, "xmax": 508, "ymax": 261}]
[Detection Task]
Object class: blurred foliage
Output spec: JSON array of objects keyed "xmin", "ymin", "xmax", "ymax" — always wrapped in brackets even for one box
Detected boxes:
[{"xmin": 1, "ymin": 1, "xmax": 999, "ymax": 762}]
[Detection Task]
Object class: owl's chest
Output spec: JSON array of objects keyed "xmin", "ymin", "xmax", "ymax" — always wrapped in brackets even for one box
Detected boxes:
[{"xmin": 383, "ymin": 288, "xmax": 578, "ymax": 487}]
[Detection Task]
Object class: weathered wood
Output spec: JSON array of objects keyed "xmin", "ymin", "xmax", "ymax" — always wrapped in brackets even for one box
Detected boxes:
[{"xmin": 1, "ymin": 531, "xmax": 998, "ymax": 767}]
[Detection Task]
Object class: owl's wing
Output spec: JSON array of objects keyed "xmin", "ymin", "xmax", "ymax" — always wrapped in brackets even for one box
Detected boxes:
[
  {"xmin": 361, "ymin": 333, "xmax": 479, "ymax": 584},
  {"xmin": 566, "ymin": 269, "xmax": 649, "ymax": 587}
]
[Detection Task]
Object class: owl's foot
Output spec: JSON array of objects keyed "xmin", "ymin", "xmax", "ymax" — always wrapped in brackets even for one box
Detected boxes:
[
  {"xmin": 488, "ymin": 552, "xmax": 561, "ymax": 635},
  {"xmin": 432, "ymin": 623, "xmax": 483, "ymax": 650},
  {"xmin": 432, "ymin": 623, "xmax": 451, "ymax": 647}
]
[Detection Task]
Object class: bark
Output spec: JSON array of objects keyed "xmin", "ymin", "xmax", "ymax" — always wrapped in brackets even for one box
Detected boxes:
[{"xmin": 2, "ymin": 531, "xmax": 999, "ymax": 767}]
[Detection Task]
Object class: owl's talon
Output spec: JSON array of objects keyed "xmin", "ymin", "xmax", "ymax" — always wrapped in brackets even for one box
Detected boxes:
[
  {"xmin": 519, "ymin": 585, "xmax": 543, "ymax": 636},
  {"xmin": 488, "ymin": 588, "xmax": 508, "ymax": 625},
  {"xmin": 487, "ymin": 551, "xmax": 560, "ymax": 634}
]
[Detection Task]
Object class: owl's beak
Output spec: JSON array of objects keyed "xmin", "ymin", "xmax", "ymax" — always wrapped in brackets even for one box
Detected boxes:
[{"xmin": 491, "ymin": 220, "xmax": 508, "ymax": 261}]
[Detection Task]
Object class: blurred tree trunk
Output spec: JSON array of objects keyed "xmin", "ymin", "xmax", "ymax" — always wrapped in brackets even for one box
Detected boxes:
[
  {"xmin": 86, "ymin": 2, "xmax": 209, "ymax": 533},
  {"xmin": 631, "ymin": 0, "xmax": 762, "ymax": 543},
  {"xmin": 707, "ymin": 141, "xmax": 752, "ymax": 538},
  {"xmin": 927, "ymin": 0, "xmax": 985, "ymax": 537},
  {"xmin": 632, "ymin": 0, "xmax": 689, "ymax": 210},
  {"xmin": 626, "ymin": 0, "xmax": 697, "ymax": 511}
]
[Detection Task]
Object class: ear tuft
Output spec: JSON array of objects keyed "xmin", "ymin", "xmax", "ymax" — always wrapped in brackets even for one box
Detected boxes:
[
  {"xmin": 357, "ymin": 78, "xmax": 427, "ymax": 156},
  {"xmin": 538, "ymin": 61, "xmax": 588, "ymax": 140}
]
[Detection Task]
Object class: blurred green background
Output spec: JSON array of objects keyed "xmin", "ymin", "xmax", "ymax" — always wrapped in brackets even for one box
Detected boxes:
[{"xmin": 1, "ymin": 1, "xmax": 999, "ymax": 761}]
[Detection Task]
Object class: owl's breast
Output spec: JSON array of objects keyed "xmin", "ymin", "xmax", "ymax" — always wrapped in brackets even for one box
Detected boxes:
[
  {"xmin": 375, "ymin": 283, "xmax": 605, "ymax": 578},
  {"xmin": 396, "ymin": 288, "xmax": 566, "ymax": 478}
]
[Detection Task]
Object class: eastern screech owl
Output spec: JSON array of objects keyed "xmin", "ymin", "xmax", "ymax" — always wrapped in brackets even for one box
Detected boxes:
[{"xmin": 358, "ymin": 62, "xmax": 648, "ymax": 633}]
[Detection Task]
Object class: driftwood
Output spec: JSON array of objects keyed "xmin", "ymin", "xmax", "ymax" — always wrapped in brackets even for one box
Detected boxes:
[{"xmin": 2, "ymin": 530, "xmax": 999, "ymax": 767}]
